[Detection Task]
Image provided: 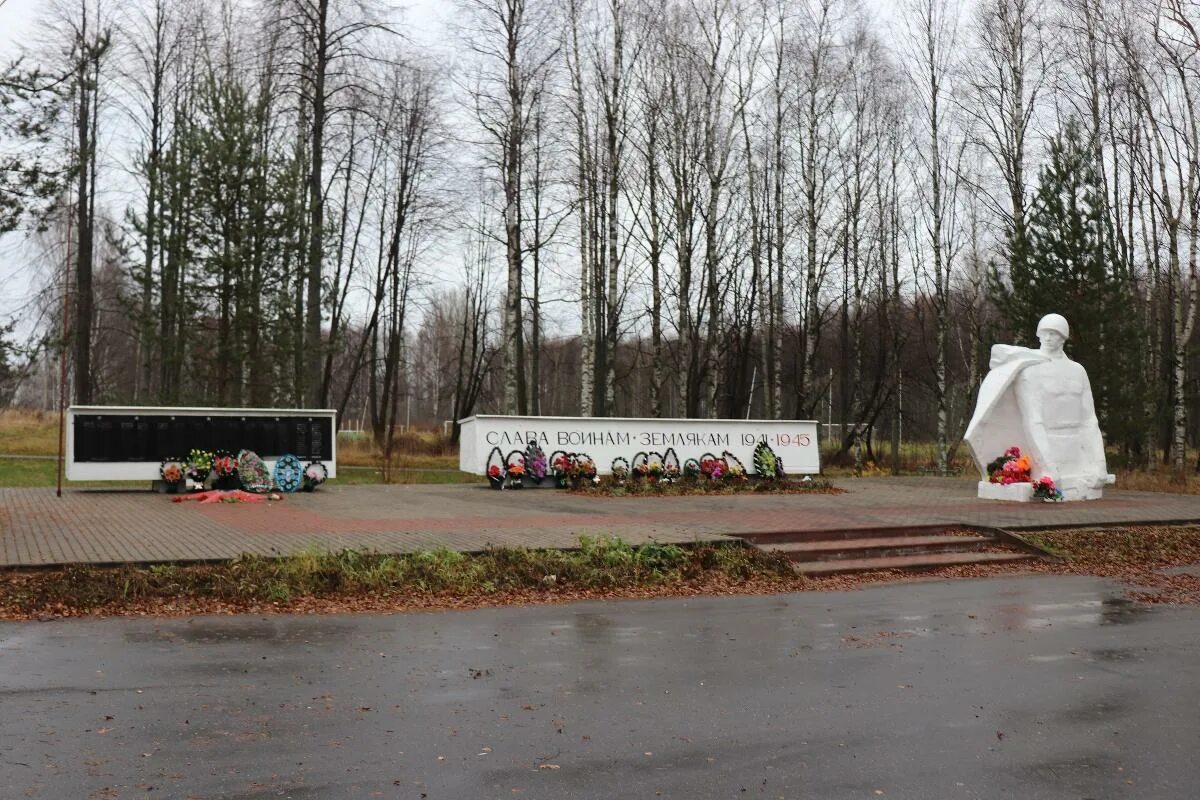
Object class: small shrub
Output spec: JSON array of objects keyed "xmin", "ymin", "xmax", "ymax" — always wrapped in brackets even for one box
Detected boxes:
[{"xmin": 634, "ymin": 542, "xmax": 687, "ymax": 576}]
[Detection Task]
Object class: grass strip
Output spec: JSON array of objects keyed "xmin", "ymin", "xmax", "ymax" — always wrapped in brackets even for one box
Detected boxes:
[{"xmin": 0, "ymin": 537, "xmax": 799, "ymax": 619}]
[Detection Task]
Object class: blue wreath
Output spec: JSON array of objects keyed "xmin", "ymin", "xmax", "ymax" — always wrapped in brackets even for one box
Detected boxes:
[{"xmin": 274, "ymin": 453, "xmax": 304, "ymax": 493}]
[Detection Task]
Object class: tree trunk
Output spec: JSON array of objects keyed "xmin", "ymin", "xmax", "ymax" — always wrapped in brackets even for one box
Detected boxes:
[
  {"xmin": 303, "ymin": 0, "xmax": 329, "ymax": 407},
  {"xmin": 501, "ymin": 0, "xmax": 526, "ymax": 416},
  {"xmin": 73, "ymin": 10, "xmax": 97, "ymax": 405}
]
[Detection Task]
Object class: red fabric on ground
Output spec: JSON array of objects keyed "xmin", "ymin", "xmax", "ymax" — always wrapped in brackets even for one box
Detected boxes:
[{"xmin": 171, "ymin": 490, "xmax": 275, "ymax": 504}]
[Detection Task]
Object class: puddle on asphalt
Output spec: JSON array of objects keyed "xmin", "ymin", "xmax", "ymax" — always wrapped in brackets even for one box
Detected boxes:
[
  {"xmin": 1099, "ymin": 597, "xmax": 1152, "ymax": 626},
  {"xmin": 994, "ymin": 594, "xmax": 1155, "ymax": 632},
  {"xmin": 1055, "ymin": 692, "xmax": 1132, "ymax": 724},
  {"xmin": 571, "ymin": 612, "xmax": 646, "ymax": 645},
  {"xmin": 1019, "ymin": 750, "xmax": 1124, "ymax": 783},
  {"xmin": 126, "ymin": 619, "xmax": 355, "ymax": 645},
  {"xmin": 1088, "ymin": 647, "xmax": 1141, "ymax": 662}
]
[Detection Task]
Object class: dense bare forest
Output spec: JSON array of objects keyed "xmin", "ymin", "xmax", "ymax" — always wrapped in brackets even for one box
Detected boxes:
[{"xmin": 0, "ymin": 0, "xmax": 1197, "ymax": 472}]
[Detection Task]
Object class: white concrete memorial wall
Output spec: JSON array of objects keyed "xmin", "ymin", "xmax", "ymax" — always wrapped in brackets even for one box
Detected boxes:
[{"xmin": 458, "ymin": 415, "xmax": 821, "ymax": 476}]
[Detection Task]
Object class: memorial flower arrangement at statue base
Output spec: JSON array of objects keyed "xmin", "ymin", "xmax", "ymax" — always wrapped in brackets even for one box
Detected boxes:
[
  {"xmin": 987, "ymin": 446, "xmax": 1032, "ymax": 485},
  {"xmin": 1032, "ymin": 476, "xmax": 1063, "ymax": 502},
  {"xmin": 611, "ymin": 457, "xmax": 630, "ymax": 485}
]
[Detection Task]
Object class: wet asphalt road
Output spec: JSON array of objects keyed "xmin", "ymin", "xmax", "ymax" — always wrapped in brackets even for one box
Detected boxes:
[{"xmin": 1, "ymin": 575, "xmax": 1198, "ymax": 800}]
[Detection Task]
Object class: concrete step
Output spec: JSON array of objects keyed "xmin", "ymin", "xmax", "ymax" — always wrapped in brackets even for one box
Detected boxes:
[
  {"xmin": 737, "ymin": 525, "xmax": 977, "ymax": 545},
  {"xmin": 764, "ymin": 534, "xmax": 994, "ymax": 562},
  {"xmin": 794, "ymin": 550, "xmax": 1038, "ymax": 575}
]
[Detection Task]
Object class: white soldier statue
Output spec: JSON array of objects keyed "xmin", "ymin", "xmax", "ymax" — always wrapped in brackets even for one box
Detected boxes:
[{"xmin": 964, "ymin": 313, "xmax": 1115, "ymax": 501}]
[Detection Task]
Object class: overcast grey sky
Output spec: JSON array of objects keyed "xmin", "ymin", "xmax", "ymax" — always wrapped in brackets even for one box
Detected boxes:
[
  {"xmin": 0, "ymin": 0, "xmax": 38, "ymax": 51},
  {"xmin": 0, "ymin": 0, "xmax": 450, "ymax": 330}
]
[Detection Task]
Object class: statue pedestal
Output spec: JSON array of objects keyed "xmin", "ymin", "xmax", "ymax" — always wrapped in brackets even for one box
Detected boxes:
[
  {"xmin": 977, "ymin": 476, "xmax": 1114, "ymax": 502},
  {"xmin": 1058, "ymin": 475, "xmax": 1114, "ymax": 502},
  {"xmin": 977, "ymin": 481, "xmax": 1035, "ymax": 502}
]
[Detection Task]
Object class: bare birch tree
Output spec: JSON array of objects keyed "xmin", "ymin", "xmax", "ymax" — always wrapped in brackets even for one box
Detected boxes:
[{"xmin": 905, "ymin": 0, "xmax": 967, "ymax": 474}]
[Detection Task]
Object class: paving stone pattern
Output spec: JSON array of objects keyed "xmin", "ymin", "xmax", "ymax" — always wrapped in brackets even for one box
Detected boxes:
[{"xmin": 2, "ymin": 477, "xmax": 1199, "ymax": 567}]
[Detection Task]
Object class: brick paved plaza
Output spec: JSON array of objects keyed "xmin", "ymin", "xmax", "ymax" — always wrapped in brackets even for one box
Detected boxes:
[{"xmin": 2, "ymin": 477, "xmax": 1200, "ymax": 567}]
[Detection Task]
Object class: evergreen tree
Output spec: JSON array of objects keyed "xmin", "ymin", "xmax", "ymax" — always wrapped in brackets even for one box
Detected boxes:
[
  {"xmin": 991, "ymin": 117, "xmax": 1142, "ymax": 453},
  {"xmin": 0, "ymin": 60, "xmax": 64, "ymax": 235},
  {"xmin": 0, "ymin": 321, "xmax": 20, "ymax": 407}
]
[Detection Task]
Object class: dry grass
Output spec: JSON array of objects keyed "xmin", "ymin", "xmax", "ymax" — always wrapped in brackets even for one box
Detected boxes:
[
  {"xmin": 0, "ymin": 410, "xmax": 461, "ymax": 471},
  {"xmin": 1024, "ymin": 524, "xmax": 1200, "ymax": 565},
  {"xmin": 0, "ymin": 409, "xmax": 59, "ymax": 456},
  {"xmin": 337, "ymin": 428, "xmax": 457, "ymax": 469},
  {"xmin": 1114, "ymin": 468, "xmax": 1200, "ymax": 495}
]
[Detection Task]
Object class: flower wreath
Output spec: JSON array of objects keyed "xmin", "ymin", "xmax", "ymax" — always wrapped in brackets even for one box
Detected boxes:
[
  {"xmin": 611, "ymin": 457, "xmax": 630, "ymax": 482},
  {"xmin": 186, "ymin": 449, "xmax": 214, "ymax": 486},
  {"xmin": 486, "ymin": 446, "xmax": 506, "ymax": 489},
  {"xmin": 631, "ymin": 451, "xmax": 650, "ymax": 479},
  {"xmin": 566, "ymin": 452, "xmax": 598, "ymax": 487},
  {"xmin": 662, "ymin": 448, "xmax": 681, "ymax": 481},
  {"xmin": 699, "ymin": 452, "xmax": 728, "ymax": 481},
  {"xmin": 213, "ymin": 451, "xmax": 238, "ymax": 478},
  {"xmin": 752, "ymin": 441, "xmax": 779, "ymax": 480},
  {"xmin": 645, "ymin": 452, "xmax": 665, "ymax": 480},
  {"xmin": 505, "ymin": 450, "xmax": 527, "ymax": 487},
  {"xmin": 159, "ymin": 457, "xmax": 186, "ymax": 486},
  {"xmin": 549, "ymin": 450, "xmax": 572, "ymax": 487},
  {"xmin": 273, "ymin": 453, "xmax": 304, "ymax": 493},
  {"xmin": 237, "ymin": 449, "xmax": 273, "ymax": 493},
  {"xmin": 303, "ymin": 461, "xmax": 328, "ymax": 491},
  {"xmin": 525, "ymin": 440, "xmax": 548, "ymax": 481},
  {"xmin": 722, "ymin": 451, "xmax": 748, "ymax": 481}
]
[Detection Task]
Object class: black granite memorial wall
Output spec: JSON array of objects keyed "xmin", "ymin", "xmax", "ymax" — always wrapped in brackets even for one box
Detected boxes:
[{"xmin": 72, "ymin": 413, "xmax": 334, "ymax": 462}]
